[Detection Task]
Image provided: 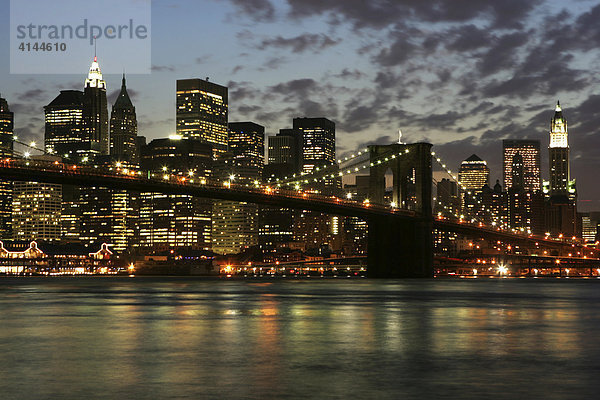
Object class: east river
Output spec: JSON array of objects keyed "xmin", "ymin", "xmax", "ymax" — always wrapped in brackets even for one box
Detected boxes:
[{"xmin": 1, "ymin": 277, "xmax": 599, "ymax": 399}]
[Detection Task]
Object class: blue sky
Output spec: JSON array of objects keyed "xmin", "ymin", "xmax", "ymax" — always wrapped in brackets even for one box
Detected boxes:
[{"xmin": 1, "ymin": 0, "xmax": 600, "ymax": 210}]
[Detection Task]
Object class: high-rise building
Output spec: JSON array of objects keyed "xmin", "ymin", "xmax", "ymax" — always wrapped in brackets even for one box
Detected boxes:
[
  {"xmin": 139, "ymin": 138, "xmax": 213, "ymax": 251},
  {"xmin": 78, "ymin": 157, "xmax": 140, "ymax": 253},
  {"xmin": 110, "ymin": 74, "xmax": 138, "ymax": 165},
  {"xmin": 44, "ymin": 90, "xmax": 86, "ymax": 160},
  {"xmin": 261, "ymin": 129, "xmax": 301, "ymax": 253},
  {"xmin": 83, "ymin": 55, "xmax": 109, "ymax": 156},
  {"xmin": 292, "ymin": 118, "xmax": 337, "ymax": 250},
  {"xmin": 294, "ymin": 117, "xmax": 335, "ymax": 174},
  {"xmin": 458, "ymin": 154, "xmax": 489, "ymax": 192},
  {"xmin": 0, "ymin": 94, "xmax": 14, "ymax": 239},
  {"xmin": 548, "ymin": 101, "xmax": 573, "ymax": 199},
  {"xmin": 176, "ymin": 78, "xmax": 228, "ymax": 158},
  {"xmin": 545, "ymin": 101, "xmax": 577, "ymax": 237},
  {"xmin": 12, "ymin": 156, "xmax": 62, "ymax": 242},
  {"xmin": 458, "ymin": 154, "xmax": 489, "ymax": 216},
  {"xmin": 436, "ymin": 178, "xmax": 460, "ymax": 218},
  {"xmin": 212, "ymin": 122, "xmax": 264, "ymax": 255},
  {"xmin": 503, "ymin": 140, "xmax": 541, "ymax": 192}
]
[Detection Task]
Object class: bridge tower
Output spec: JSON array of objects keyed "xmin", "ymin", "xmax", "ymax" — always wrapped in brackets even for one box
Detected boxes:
[{"xmin": 367, "ymin": 143, "xmax": 433, "ymax": 278}]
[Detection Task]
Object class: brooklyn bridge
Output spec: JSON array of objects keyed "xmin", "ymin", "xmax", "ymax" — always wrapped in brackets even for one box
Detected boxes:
[{"xmin": 0, "ymin": 141, "xmax": 597, "ymax": 278}]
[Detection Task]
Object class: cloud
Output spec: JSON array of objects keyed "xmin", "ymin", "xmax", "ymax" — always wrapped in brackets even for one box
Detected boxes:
[
  {"xmin": 228, "ymin": 0, "xmax": 275, "ymax": 22},
  {"xmin": 269, "ymin": 79, "xmax": 318, "ymax": 97},
  {"xmin": 151, "ymin": 65, "xmax": 176, "ymax": 72},
  {"xmin": 285, "ymin": 0, "xmax": 542, "ymax": 30},
  {"xmin": 16, "ymin": 89, "xmax": 48, "ymax": 102},
  {"xmin": 257, "ymin": 33, "xmax": 340, "ymax": 53}
]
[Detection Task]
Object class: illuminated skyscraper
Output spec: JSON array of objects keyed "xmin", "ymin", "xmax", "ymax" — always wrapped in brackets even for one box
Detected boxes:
[
  {"xmin": 12, "ymin": 156, "xmax": 62, "ymax": 242},
  {"xmin": 110, "ymin": 74, "xmax": 138, "ymax": 165},
  {"xmin": 176, "ymin": 78, "xmax": 228, "ymax": 158},
  {"xmin": 503, "ymin": 140, "xmax": 541, "ymax": 192},
  {"xmin": 0, "ymin": 94, "xmax": 14, "ymax": 239},
  {"xmin": 139, "ymin": 138, "xmax": 213, "ymax": 251},
  {"xmin": 548, "ymin": 101, "xmax": 573, "ymax": 199},
  {"xmin": 458, "ymin": 154, "xmax": 489, "ymax": 216},
  {"xmin": 545, "ymin": 101, "xmax": 577, "ymax": 237},
  {"xmin": 212, "ymin": 122, "xmax": 264, "ymax": 254},
  {"xmin": 458, "ymin": 154, "xmax": 489, "ymax": 192},
  {"xmin": 292, "ymin": 117, "xmax": 337, "ymax": 251},
  {"xmin": 44, "ymin": 90, "xmax": 86, "ymax": 160},
  {"xmin": 294, "ymin": 117, "xmax": 335, "ymax": 174},
  {"xmin": 83, "ymin": 55, "xmax": 109, "ymax": 156}
]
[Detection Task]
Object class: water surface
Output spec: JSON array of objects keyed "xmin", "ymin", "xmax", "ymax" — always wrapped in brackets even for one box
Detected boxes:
[{"xmin": 1, "ymin": 277, "xmax": 599, "ymax": 399}]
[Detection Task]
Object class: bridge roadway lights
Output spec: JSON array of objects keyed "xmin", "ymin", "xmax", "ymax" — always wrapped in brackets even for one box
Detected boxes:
[{"xmin": 367, "ymin": 216, "xmax": 434, "ymax": 278}]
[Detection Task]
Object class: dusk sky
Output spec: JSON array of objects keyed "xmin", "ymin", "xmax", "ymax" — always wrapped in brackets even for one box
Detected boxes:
[{"xmin": 1, "ymin": 0, "xmax": 599, "ymax": 211}]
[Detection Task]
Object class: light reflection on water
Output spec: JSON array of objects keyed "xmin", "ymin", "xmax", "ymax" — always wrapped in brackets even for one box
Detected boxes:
[{"xmin": 1, "ymin": 277, "xmax": 599, "ymax": 399}]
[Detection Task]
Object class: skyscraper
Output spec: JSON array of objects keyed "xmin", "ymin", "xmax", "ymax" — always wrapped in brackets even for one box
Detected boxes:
[
  {"xmin": 176, "ymin": 78, "xmax": 228, "ymax": 157},
  {"xmin": 503, "ymin": 140, "xmax": 541, "ymax": 192},
  {"xmin": 458, "ymin": 154, "xmax": 490, "ymax": 192},
  {"xmin": 458, "ymin": 154, "xmax": 490, "ymax": 217},
  {"xmin": 0, "ymin": 94, "xmax": 14, "ymax": 239},
  {"xmin": 139, "ymin": 138, "xmax": 213, "ymax": 251},
  {"xmin": 212, "ymin": 122, "xmax": 264, "ymax": 255},
  {"xmin": 292, "ymin": 117, "xmax": 337, "ymax": 251},
  {"xmin": 44, "ymin": 90, "xmax": 86, "ymax": 160},
  {"xmin": 12, "ymin": 156, "xmax": 62, "ymax": 242},
  {"xmin": 110, "ymin": 74, "xmax": 138, "ymax": 165},
  {"xmin": 548, "ymin": 101, "xmax": 573, "ymax": 199},
  {"xmin": 545, "ymin": 101, "xmax": 577, "ymax": 237},
  {"xmin": 83, "ymin": 55, "xmax": 109, "ymax": 156},
  {"xmin": 294, "ymin": 117, "xmax": 335, "ymax": 174}
]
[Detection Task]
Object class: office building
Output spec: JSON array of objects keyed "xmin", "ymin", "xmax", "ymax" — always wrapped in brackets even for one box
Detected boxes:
[
  {"xmin": 294, "ymin": 117, "xmax": 335, "ymax": 174},
  {"xmin": 212, "ymin": 122, "xmax": 264, "ymax": 254},
  {"xmin": 12, "ymin": 156, "xmax": 62, "ymax": 242},
  {"xmin": 83, "ymin": 55, "xmax": 109, "ymax": 156},
  {"xmin": 110, "ymin": 74, "xmax": 138, "ymax": 165},
  {"xmin": 458, "ymin": 154, "xmax": 489, "ymax": 192},
  {"xmin": 458, "ymin": 154, "xmax": 489, "ymax": 216},
  {"xmin": 548, "ymin": 101, "xmax": 572, "ymax": 199},
  {"xmin": 503, "ymin": 140, "xmax": 541, "ymax": 192},
  {"xmin": 44, "ymin": 90, "xmax": 87, "ymax": 160},
  {"xmin": 546, "ymin": 102, "xmax": 577, "ymax": 237},
  {"xmin": 176, "ymin": 78, "xmax": 228, "ymax": 158},
  {"xmin": 139, "ymin": 138, "xmax": 213, "ymax": 251}
]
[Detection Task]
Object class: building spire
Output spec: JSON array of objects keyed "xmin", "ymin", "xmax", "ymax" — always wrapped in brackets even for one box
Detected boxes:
[
  {"xmin": 85, "ymin": 42, "xmax": 106, "ymax": 90},
  {"xmin": 113, "ymin": 72, "xmax": 134, "ymax": 110}
]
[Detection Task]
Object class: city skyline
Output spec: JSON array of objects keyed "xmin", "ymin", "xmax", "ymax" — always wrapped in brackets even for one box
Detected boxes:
[{"xmin": 1, "ymin": 0, "xmax": 600, "ymax": 211}]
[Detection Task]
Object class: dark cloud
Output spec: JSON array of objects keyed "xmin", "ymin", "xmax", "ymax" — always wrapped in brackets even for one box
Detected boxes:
[
  {"xmin": 151, "ymin": 65, "xmax": 176, "ymax": 72},
  {"xmin": 227, "ymin": 81, "xmax": 260, "ymax": 102},
  {"xmin": 228, "ymin": 0, "xmax": 275, "ymax": 22},
  {"xmin": 374, "ymin": 33, "xmax": 416, "ymax": 67},
  {"xmin": 257, "ymin": 34, "xmax": 340, "ymax": 53},
  {"xmin": 9, "ymin": 102, "xmax": 39, "ymax": 115},
  {"xmin": 269, "ymin": 79, "xmax": 318, "ymax": 97},
  {"xmin": 446, "ymin": 24, "xmax": 492, "ymax": 52},
  {"xmin": 261, "ymin": 57, "xmax": 287, "ymax": 70},
  {"xmin": 286, "ymin": 0, "xmax": 542, "ymax": 30},
  {"xmin": 476, "ymin": 32, "xmax": 529, "ymax": 76},
  {"xmin": 334, "ymin": 69, "xmax": 365, "ymax": 80},
  {"xmin": 236, "ymin": 104, "xmax": 262, "ymax": 115},
  {"xmin": 17, "ymin": 89, "xmax": 48, "ymax": 102}
]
